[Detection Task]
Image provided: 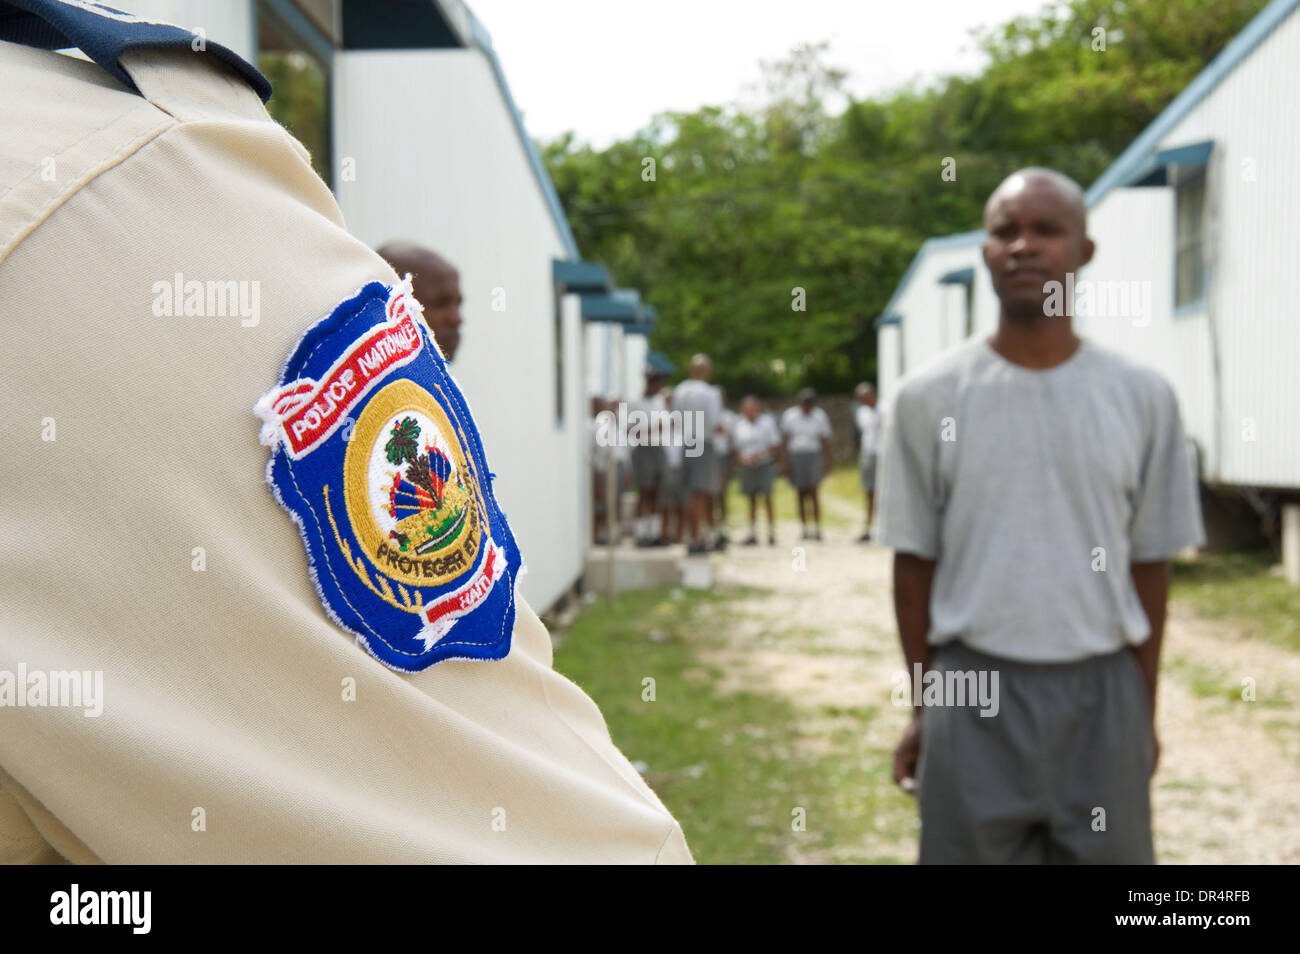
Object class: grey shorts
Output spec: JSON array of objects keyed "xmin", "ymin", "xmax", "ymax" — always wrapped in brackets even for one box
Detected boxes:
[
  {"xmin": 917, "ymin": 641, "xmax": 1155, "ymax": 864},
  {"xmin": 717, "ymin": 452, "xmax": 735, "ymax": 491},
  {"xmin": 789, "ymin": 450, "xmax": 824, "ymax": 490},
  {"xmin": 740, "ymin": 459, "xmax": 775, "ymax": 497},
  {"xmin": 631, "ymin": 444, "xmax": 665, "ymax": 490},
  {"xmin": 661, "ymin": 465, "xmax": 685, "ymax": 507},
  {"xmin": 682, "ymin": 442, "xmax": 717, "ymax": 496},
  {"xmin": 859, "ymin": 453, "xmax": 877, "ymax": 492}
]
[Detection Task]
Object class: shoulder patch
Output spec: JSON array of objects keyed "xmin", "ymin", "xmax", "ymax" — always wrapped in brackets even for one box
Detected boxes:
[{"xmin": 254, "ymin": 279, "xmax": 521, "ymax": 672}]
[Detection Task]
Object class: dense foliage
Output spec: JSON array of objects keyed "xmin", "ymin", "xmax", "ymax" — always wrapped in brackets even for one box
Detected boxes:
[{"xmin": 542, "ymin": 0, "xmax": 1266, "ymax": 395}]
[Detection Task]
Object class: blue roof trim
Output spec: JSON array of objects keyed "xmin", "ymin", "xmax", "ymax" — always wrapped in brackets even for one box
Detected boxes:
[
  {"xmin": 464, "ymin": 8, "xmax": 579, "ymax": 259},
  {"xmin": 646, "ymin": 351, "xmax": 676, "ymax": 375},
  {"xmin": 581, "ymin": 294, "xmax": 640, "ymax": 324},
  {"xmin": 875, "ymin": 229, "xmax": 984, "ymax": 325},
  {"xmin": 628, "ymin": 303, "xmax": 657, "ymax": 335},
  {"xmin": 937, "ymin": 266, "xmax": 975, "ymax": 285},
  {"xmin": 553, "ymin": 259, "xmax": 612, "ymax": 294},
  {"xmin": 1157, "ymin": 139, "xmax": 1215, "ymax": 168},
  {"xmin": 1085, "ymin": 0, "xmax": 1298, "ymax": 207}
]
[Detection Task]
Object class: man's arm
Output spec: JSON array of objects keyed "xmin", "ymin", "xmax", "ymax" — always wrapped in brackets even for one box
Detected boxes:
[
  {"xmin": 892, "ymin": 552, "xmax": 936, "ymax": 788},
  {"xmin": 894, "ymin": 553, "xmax": 936, "ymax": 697},
  {"xmin": 1130, "ymin": 560, "xmax": 1169, "ymax": 769}
]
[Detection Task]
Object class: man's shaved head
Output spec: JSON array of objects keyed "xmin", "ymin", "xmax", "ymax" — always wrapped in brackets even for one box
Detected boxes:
[
  {"xmin": 981, "ymin": 167, "xmax": 1095, "ymax": 322},
  {"xmin": 983, "ymin": 168, "xmax": 1087, "ymax": 234},
  {"xmin": 377, "ymin": 241, "xmax": 464, "ymax": 361},
  {"xmin": 689, "ymin": 354, "xmax": 712, "ymax": 380}
]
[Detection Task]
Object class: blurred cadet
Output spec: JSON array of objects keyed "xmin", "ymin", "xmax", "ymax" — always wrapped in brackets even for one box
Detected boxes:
[
  {"xmin": 631, "ymin": 360, "xmax": 669, "ymax": 547},
  {"xmin": 733, "ymin": 396, "xmax": 781, "ymax": 546},
  {"xmin": 672, "ymin": 354, "xmax": 724, "ymax": 555},
  {"xmin": 877, "ymin": 167, "xmax": 1203, "ymax": 864},
  {"xmin": 659, "ymin": 385, "xmax": 686, "ymax": 544},
  {"xmin": 376, "ymin": 241, "xmax": 464, "ymax": 362},
  {"xmin": 711, "ymin": 387, "xmax": 736, "ymax": 549},
  {"xmin": 590, "ymin": 396, "xmax": 629, "ymax": 545},
  {"xmin": 853, "ymin": 382, "xmax": 882, "ymax": 543},
  {"xmin": 780, "ymin": 387, "xmax": 833, "ymax": 542},
  {"xmin": 0, "ymin": 0, "xmax": 690, "ymax": 864}
]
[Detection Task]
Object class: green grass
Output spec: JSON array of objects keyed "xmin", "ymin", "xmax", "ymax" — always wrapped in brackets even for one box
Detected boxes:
[
  {"xmin": 1172, "ymin": 548, "xmax": 1300, "ymax": 654},
  {"xmin": 552, "ymin": 584, "xmax": 916, "ymax": 864},
  {"xmin": 722, "ymin": 462, "xmax": 865, "ymax": 531}
]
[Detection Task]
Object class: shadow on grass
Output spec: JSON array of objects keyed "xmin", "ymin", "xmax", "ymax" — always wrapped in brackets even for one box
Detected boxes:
[{"xmin": 553, "ymin": 584, "xmax": 916, "ymax": 864}]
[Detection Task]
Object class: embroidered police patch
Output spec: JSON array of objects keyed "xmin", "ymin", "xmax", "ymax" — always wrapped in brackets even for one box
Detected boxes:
[{"xmin": 254, "ymin": 278, "xmax": 520, "ymax": 672}]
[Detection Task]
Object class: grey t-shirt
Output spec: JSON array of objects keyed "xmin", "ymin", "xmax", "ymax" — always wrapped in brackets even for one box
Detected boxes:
[{"xmin": 875, "ymin": 336, "xmax": 1205, "ymax": 663}]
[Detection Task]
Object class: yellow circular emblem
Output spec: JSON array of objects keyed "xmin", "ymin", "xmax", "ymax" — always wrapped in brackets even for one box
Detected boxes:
[{"xmin": 342, "ymin": 378, "xmax": 487, "ymax": 588}]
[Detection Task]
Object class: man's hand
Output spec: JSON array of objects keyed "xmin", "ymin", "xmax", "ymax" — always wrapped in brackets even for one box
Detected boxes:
[{"xmin": 893, "ymin": 712, "xmax": 922, "ymax": 794}]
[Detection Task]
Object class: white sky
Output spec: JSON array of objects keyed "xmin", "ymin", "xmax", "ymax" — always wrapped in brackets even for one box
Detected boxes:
[{"xmin": 468, "ymin": 0, "xmax": 1059, "ymax": 147}]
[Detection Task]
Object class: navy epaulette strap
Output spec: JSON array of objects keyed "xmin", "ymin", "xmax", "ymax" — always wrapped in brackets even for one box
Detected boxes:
[{"xmin": 0, "ymin": 0, "xmax": 271, "ymax": 102}]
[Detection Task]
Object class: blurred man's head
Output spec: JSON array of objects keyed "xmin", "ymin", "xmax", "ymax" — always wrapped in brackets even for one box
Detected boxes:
[
  {"xmin": 689, "ymin": 354, "xmax": 712, "ymax": 381},
  {"xmin": 797, "ymin": 386, "xmax": 817, "ymax": 411},
  {"xmin": 645, "ymin": 369, "xmax": 664, "ymax": 394},
  {"xmin": 377, "ymin": 241, "xmax": 464, "ymax": 361},
  {"xmin": 741, "ymin": 395, "xmax": 760, "ymax": 421},
  {"xmin": 855, "ymin": 382, "xmax": 877, "ymax": 407},
  {"xmin": 981, "ymin": 168, "xmax": 1094, "ymax": 323}
]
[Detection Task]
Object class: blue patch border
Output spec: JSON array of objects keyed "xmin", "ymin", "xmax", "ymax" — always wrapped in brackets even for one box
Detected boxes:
[{"xmin": 258, "ymin": 280, "xmax": 521, "ymax": 673}]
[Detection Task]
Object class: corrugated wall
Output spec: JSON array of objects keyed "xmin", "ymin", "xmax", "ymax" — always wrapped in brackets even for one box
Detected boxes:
[
  {"xmin": 1153, "ymin": 7, "xmax": 1300, "ymax": 488},
  {"xmin": 332, "ymin": 49, "xmax": 585, "ymax": 611}
]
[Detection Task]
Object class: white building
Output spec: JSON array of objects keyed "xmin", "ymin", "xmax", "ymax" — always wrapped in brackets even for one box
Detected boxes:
[
  {"xmin": 124, "ymin": 0, "xmax": 639, "ymax": 610},
  {"xmin": 877, "ymin": 0, "xmax": 1300, "ymax": 521}
]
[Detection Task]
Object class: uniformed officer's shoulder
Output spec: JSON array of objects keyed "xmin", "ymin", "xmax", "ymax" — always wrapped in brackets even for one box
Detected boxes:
[
  {"xmin": 1, "ymin": 2, "xmax": 274, "ymax": 262},
  {"xmin": 0, "ymin": 40, "xmax": 174, "ymax": 261}
]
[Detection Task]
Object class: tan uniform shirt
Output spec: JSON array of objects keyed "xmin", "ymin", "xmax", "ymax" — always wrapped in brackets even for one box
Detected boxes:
[{"xmin": 0, "ymin": 38, "xmax": 691, "ymax": 864}]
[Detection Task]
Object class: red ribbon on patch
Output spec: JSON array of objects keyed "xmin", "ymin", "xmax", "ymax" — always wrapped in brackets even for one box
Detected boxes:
[
  {"xmin": 424, "ymin": 539, "xmax": 503, "ymax": 628},
  {"xmin": 255, "ymin": 285, "xmax": 424, "ymax": 459}
]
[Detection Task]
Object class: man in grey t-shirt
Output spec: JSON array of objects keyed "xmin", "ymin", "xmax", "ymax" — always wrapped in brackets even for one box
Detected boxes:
[{"xmin": 876, "ymin": 167, "xmax": 1204, "ymax": 864}]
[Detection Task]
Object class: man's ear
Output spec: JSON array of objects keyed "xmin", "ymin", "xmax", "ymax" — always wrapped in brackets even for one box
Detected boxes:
[
  {"xmin": 981, "ymin": 241, "xmax": 994, "ymax": 269},
  {"xmin": 1080, "ymin": 236, "xmax": 1096, "ymax": 268}
]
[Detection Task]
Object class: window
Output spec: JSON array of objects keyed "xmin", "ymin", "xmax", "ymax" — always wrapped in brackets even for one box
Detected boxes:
[
  {"xmin": 554, "ymin": 291, "xmax": 565, "ymax": 425},
  {"xmin": 257, "ymin": 1, "xmax": 333, "ymax": 188},
  {"xmin": 1174, "ymin": 168, "xmax": 1207, "ymax": 309},
  {"xmin": 964, "ymin": 279, "xmax": 975, "ymax": 339}
]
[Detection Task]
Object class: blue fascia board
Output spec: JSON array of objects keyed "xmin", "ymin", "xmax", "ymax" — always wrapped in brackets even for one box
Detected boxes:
[
  {"xmin": 553, "ymin": 259, "xmax": 612, "ymax": 295},
  {"xmin": 1085, "ymin": 0, "xmax": 1298, "ymax": 208},
  {"xmin": 646, "ymin": 351, "xmax": 677, "ymax": 375},
  {"xmin": 876, "ymin": 229, "xmax": 984, "ymax": 325},
  {"xmin": 1157, "ymin": 139, "xmax": 1215, "ymax": 168},
  {"xmin": 581, "ymin": 294, "xmax": 640, "ymax": 324}
]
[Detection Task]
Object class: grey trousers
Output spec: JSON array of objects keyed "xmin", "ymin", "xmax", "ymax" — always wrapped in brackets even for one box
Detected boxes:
[{"xmin": 917, "ymin": 641, "xmax": 1156, "ymax": 864}]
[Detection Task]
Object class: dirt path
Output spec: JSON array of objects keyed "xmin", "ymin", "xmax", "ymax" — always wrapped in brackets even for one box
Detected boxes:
[{"xmin": 705, "ymin": 496, "xmax": 1300, "ymax": 863}]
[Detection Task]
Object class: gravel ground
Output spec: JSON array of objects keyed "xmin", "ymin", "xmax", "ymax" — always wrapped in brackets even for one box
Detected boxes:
[{"xmin": 704, "ymin": 495, "xmax": 1300, "ymax": 864}]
